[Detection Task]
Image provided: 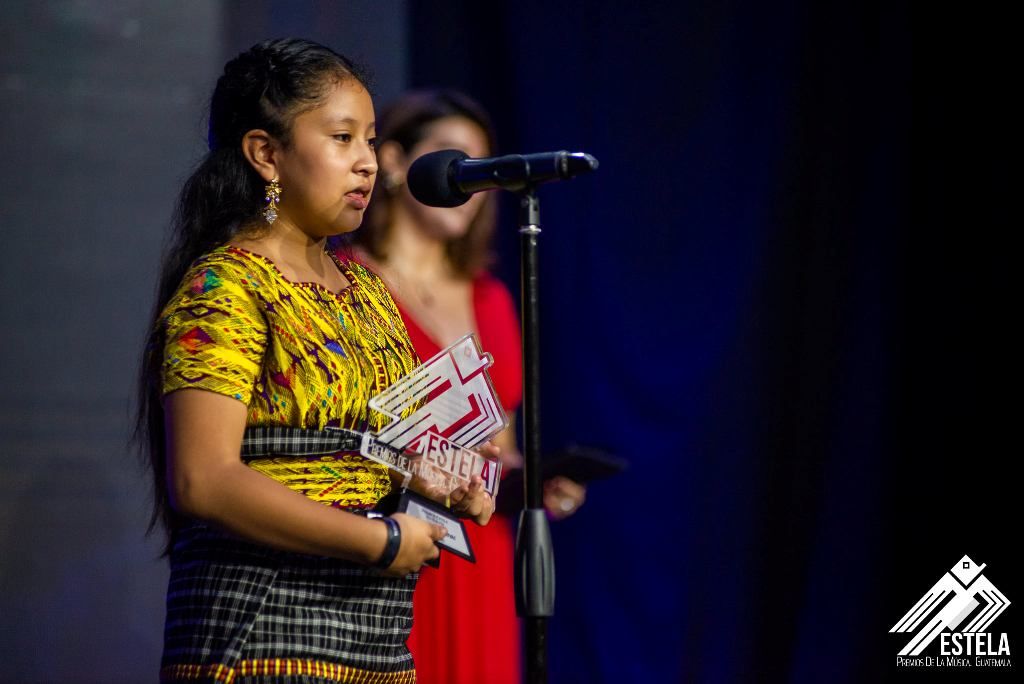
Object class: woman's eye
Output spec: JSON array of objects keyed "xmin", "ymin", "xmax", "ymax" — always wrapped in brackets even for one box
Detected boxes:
[
  {"xmin": 334, "ymin": 133, "xmax": 352, "ymax": 143},
  {"xmin": 368, "ymin": 137, "xmax": 379, "ymax": 151}
]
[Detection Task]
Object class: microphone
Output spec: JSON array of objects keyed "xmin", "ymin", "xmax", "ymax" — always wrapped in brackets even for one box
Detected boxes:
[{"xmin": 407, "ymin": 149, "xmax": 599, "ymax": 207}]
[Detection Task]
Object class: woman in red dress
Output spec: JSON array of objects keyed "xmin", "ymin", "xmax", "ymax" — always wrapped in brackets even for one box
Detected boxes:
[{"xmin": 349, "ymin": 90, "xmax": 586, "ymax": 684}]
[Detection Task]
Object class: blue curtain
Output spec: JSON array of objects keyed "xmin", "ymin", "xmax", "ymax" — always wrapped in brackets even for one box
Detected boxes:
[{"xmin": 409, "ymin": 2, "xmax": 1015, "ymax": 682}]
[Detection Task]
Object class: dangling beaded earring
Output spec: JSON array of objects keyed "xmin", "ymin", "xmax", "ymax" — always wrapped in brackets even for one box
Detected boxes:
[{"xmin": 263, "ymin": 178, "xmax": 281, "ymax": 225}]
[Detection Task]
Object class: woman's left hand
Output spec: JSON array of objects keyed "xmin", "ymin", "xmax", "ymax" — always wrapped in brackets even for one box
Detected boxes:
[
  {"xmin": 450, "ymin": 475, "xmax": 495, "ymax": 525},
  {"xmin": 449, "ymin": 442, "xmax": 499, "ymax": 525}
]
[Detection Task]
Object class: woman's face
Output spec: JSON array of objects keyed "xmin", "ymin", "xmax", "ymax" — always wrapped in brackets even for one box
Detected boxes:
[
  {"xmin": 274, "ymin": 79, "xmax": 378, "ymax": 237},
  {"xmin": 395, "ymin": 115, "xmax": 491, "ymax": 241}
]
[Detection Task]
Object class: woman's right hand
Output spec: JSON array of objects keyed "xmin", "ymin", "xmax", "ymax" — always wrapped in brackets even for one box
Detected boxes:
[{"xmin": 380, "ymin": 513, "xmax": 446, "ymax": 576}]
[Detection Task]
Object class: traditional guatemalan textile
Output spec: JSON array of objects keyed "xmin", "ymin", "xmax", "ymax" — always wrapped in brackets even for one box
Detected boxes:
[{"xmin": 157, "ymin": 245, "xmax": 421, "ymax": 683}]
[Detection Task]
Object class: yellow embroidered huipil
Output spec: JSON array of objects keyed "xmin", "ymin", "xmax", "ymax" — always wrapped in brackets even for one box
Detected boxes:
[{"xmin": 160, "ymin": 245, "xmax": 419, "ymax": 508}]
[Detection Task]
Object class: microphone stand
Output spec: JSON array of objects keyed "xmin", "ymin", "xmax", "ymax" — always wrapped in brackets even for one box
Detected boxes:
[{"xmin": 514, "ymin": 187, "xmax": 555, "ymax": 684}]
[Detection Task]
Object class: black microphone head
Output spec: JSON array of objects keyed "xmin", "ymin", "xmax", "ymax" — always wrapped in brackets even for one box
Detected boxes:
[
  {"xmin": 567, "ymin": 152, "xmax": 599, "ymax": 175},
  {"xmin": 407, "ymin": 149, "xmax": 471, "ymax": 207}
]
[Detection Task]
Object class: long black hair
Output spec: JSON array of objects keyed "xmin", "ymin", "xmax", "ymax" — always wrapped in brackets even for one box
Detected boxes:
[{"xmin": 136, "ymin": 38, "xmax": 368, "ymax": 551}]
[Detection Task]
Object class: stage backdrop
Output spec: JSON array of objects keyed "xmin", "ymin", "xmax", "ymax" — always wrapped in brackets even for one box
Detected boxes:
[
  {"xmin": 407, "ymin": 2, "xmax": 1015, "ymax": 683},
  {"xmin": 0, "ymin": 2, "xmax": 1015, "ymax": 683}
]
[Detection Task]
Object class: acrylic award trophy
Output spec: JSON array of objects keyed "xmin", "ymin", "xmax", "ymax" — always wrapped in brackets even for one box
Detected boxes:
[{"xmin": 357, "ymin": 333, "xmax": 507, "ymax": 562}]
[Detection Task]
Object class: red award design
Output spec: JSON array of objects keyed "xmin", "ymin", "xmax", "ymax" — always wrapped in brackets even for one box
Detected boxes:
[{"xmin": 359, "ymin": 333, "xmax": 508, "ymax": 561}]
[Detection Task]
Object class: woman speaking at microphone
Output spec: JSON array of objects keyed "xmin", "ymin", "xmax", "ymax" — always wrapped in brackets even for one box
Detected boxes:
[
  {"xmin": 137, "ymin": 41, "xmax": 493, "ymax": 684},
  {"xmin": 350, "ymin": 89, "xmax": 586, "ymax": 684}
]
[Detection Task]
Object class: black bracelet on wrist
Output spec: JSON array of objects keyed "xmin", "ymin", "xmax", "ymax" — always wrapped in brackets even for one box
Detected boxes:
[{"xmin": 374, "ymin": 517, "xmax": 401, "ymax": 569}]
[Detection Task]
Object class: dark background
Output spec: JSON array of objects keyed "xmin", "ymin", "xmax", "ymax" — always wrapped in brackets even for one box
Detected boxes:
[{"xmin": 0, "ymin": 1, "xmax": 1015, "ymax": 682}]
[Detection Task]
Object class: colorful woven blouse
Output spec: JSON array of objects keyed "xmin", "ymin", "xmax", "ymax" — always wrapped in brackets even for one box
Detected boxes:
[{"xmin": 159, "ymin": 245, "xmax": 420, "ymax": 509}]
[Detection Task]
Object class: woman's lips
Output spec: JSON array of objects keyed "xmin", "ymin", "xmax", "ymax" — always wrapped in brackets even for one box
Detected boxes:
[{"xmin": 344, "ymin": 192, "xmax": 369, "ymax": 209}]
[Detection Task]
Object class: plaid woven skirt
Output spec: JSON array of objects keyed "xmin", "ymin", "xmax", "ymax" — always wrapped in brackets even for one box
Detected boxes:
[
  {"xmin": 160, "ymin": 427, "xmax": 422, "ymax": 683},
  {"xmin": 160, "ymin": 522, "xmax": 418, "ymax": 684}
]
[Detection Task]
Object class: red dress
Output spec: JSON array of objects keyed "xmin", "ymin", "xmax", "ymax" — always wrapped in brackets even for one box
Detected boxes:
[{"xmin": 398, "ymin": 275, "xmax": 523, "ymax": 684}]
